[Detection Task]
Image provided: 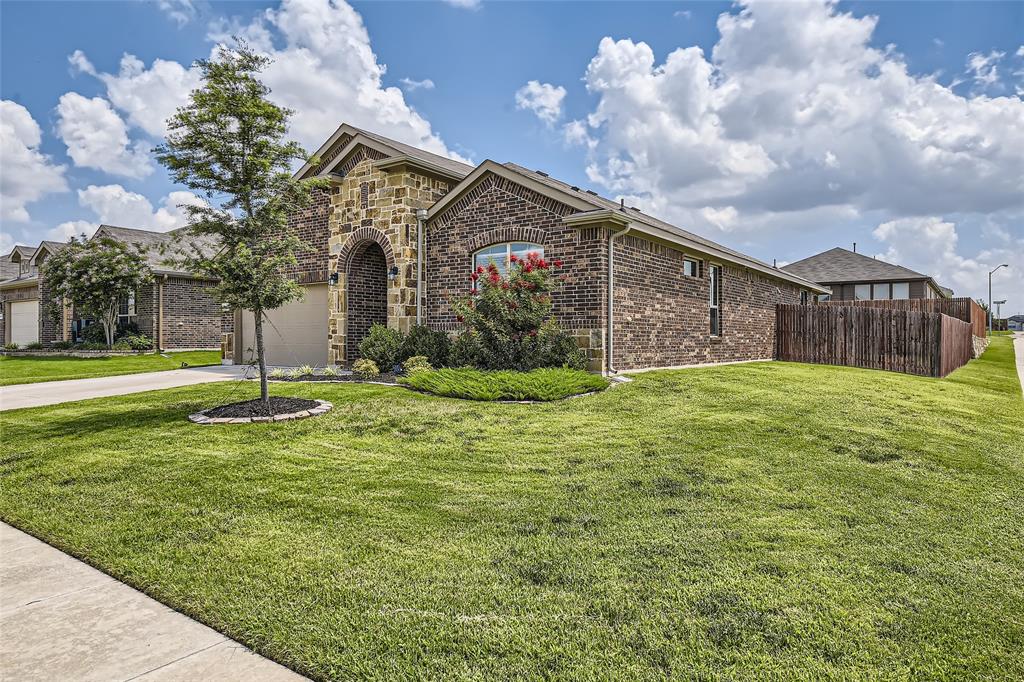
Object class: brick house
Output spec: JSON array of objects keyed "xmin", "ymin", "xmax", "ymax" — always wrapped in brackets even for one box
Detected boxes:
[
  {"xmin": 231, "ymin": 123, "xmax": 826, "ymax": 372},
  {"xmin": 781, "ymin": 246, "xmax": 953, "ymax": 302},
  {"xmin": 0, "ymin": 226, "xmax": 230, "ymax": 350}
]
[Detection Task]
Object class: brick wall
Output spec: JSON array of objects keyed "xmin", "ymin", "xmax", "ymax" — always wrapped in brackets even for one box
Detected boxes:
[
  {"xmin": 159, "ymin": 277, "xmax": 226, "ymax": 349},
  {"xmin": 36, "ymin": 273, "xmax": 65, "ymax": 344},
  {"xmin": 345, "ymin": 241, "xmax": 388, "ymax": 362},
  {"xmin": 612, "ymin": 234, "xmax": 802, "ymax": 369},
  {"xmin": 281, "ymin": 187, "xmax": 333, "ymax": 284},
  {"xmin": 426, "ymin": 174, "xmax": 608, "ymax": 334}
]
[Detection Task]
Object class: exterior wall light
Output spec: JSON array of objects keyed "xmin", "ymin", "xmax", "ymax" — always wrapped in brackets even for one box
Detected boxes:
[
  {"xmin": 329, "ymin": 272, "xmax": 339, "ymax": 286},
  {"xmin": 388, "ymin": 266, "xmax": 399, "ymax": 281}
]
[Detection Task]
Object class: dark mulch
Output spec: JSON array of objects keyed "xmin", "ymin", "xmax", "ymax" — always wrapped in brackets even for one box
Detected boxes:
[
  {"xmin": 204, "ymin": 397, "xmax": 320, "ymax": 418},
  {"xmin": 271, "ymin": 373, "xmax": 398, "ymax": 384}
]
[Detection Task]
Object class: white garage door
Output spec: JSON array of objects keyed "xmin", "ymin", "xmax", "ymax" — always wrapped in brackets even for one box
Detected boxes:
[
  {"xmin": 10, "ymin": 300, "xmax": 39, "ymax": 346},
  {"xmin": 240, "ymin": 284, "xmax": 328, "ymax": 367}
]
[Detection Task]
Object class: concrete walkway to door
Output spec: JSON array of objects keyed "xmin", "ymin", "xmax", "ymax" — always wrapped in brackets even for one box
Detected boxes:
[
  {"xmin": 0, "ymin": 522, "xmax": 304, "ymax": 681},
  {"xmin": 0, "ymin": 365, "xmax": 247, "ymax": 411}
]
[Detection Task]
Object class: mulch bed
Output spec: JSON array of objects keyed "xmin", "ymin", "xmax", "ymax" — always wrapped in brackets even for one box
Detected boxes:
[
  {"xmin": 270, "ymin": 373, "xmax": 398, "ymax": 384},
  {"xmin": 204, "ymin": 397, "xmax": 320, "ymax": 419}
]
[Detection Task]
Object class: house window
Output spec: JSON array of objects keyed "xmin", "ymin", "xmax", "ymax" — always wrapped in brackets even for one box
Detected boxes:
[
  {"xmin": 800, "ymin": 290, "xmax": 809, "ymax": 305},
  {"xmin": 118, "ymin": 291, "xmax": 136, "ymax": 327},
  {"xmin": 873, "ymin": 283, "xmax": 891, "ymax": 300},
  {"xmin": 818, "ymin": 293, "xmax": 831, "ymax": 302},
  {"xmin": 892, "ymin": 282, "xmax": 909, "ymax": 300},
  {"xmin": 854, "ymin": 284, "xmax": 871, "ymax": 301},
  {"xmin": 473, "ymin": 242, "xmax": 543, "ymax": 277},
  {"xmin": 683, "ymin": 258, "xmax": 700, "ymax": 277},
  {"xmin": 709, "ymin": 264, "xmax": 722, "ymax": 336}
]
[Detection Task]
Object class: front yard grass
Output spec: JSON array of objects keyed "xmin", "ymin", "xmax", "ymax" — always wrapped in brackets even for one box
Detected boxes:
[
  {"xmin": 399, "ymin": 367, "xmax": 610, "ymax": 401},
  {"xmin": 1, "ymin": 337, "xmax": 1022, "ymax": 679},
  {"xmin": 0, "ymin": 350, "xmax": 221, "ymax": 386}
]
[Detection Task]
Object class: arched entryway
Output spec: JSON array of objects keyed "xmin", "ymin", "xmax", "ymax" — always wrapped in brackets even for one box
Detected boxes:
[{"xmin": 345, "ymin": 240, "xmax": 388, "ymax": 363}]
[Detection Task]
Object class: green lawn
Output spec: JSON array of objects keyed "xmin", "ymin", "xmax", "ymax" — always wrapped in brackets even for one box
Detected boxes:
[
  {"xmin": 0, "ymin": 350, "xmax": 221, "ymax": 386},
  {"xmin": 1, "ymin": 338, "xmax": 1022, "ymax": 680}
]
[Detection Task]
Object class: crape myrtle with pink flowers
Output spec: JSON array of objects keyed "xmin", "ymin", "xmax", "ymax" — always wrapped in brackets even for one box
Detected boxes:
[{"xmin": 450, "ymin": 251, "xmax": 586, "ymax": 371}]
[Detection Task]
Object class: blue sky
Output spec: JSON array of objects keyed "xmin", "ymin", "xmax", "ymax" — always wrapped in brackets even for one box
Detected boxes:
[{"xmin": 2, "ymin": 0, "xmax": 1022, "ymax": 311}]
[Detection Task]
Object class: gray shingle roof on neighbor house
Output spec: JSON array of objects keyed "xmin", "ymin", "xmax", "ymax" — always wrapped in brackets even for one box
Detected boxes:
[
  {"xmin": 781, "ymin": 247, "xmax": 930, "ymax": 283},
  {"xmin": 93, "ymin": 225, "xmax": 220, "ymax": 276}
]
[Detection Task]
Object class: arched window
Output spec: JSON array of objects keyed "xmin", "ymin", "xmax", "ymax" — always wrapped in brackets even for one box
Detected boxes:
[{"xmin": 473, "ymin": 242, "xmax": 543, "ymax": 276}]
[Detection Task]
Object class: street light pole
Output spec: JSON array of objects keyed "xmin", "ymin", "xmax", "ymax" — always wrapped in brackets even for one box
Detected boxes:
[{"xmin": 988, "ymin": 264, "xmax": 1009, "ymax": 336}]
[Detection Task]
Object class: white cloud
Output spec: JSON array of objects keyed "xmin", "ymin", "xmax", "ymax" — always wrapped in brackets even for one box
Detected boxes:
[
  {"xmin": 0, "ymin": 100, "xmax": 68, "ymax": 222},
  {"xmin": 966, "ymin": 50, "xmax": 1005, "ymax": 91},
  {"xmin": 442, "ymin": 0, "xmax": 481, "ymax": 9},
  {"xmin": 55, "ymin": 93, "xmax": 152, "ymax": 178},
  {"xmin": 69, "ymin": 50, "xmax": 202, "ymax": 139},
  {"xmin": 158, "ymin": 0, "xmax": 197, "ymax": 27},
  {"xmin": 76, "ymin": 184, "xmax": 207, "ymax": 232},
  {"xmin": 565, "ymin": 0, "xmax": 1023, "ymax": 237},
  {"xmin": 674, "ymin": 10, "xmax": 692, "ymax": 19},
  {"xmin": 399, "ymin": 77, "xmax": 435, "ymax": 91},
  {"xmin": 873, "ymin": 216, "xmax": 1023, "ymax": 305},
  {"xmin": 515, "ymin": 80, "xmax": 567, "ymax": 126},
  {"xmin": 48, "ymin": 220, "xmax": 98, "ymax": 242},
  {"xmin": 563, "ymin": 119, "xmax": 597, "ymax": 150},
  {"xmin": 700, "ymin": 205, "xmax": 738, "ymax": 231}
]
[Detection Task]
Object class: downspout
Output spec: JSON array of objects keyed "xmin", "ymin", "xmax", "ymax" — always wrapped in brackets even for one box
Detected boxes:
[
  {"xmin": 416, "ymin": 209, "xmax": 428, "ymax": 326},
  {"xmin": 606, "ymin": 215, "xmax": 632, "ymax": 375}
]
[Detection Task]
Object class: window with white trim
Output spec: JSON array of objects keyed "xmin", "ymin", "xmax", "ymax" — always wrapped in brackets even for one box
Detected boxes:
[
  {"xmin": 709, "ymin": 264, "xmax": 722, "ymax": 336},
  {"xmin": 892, "ymin": 282, "xmax": 909, "ymax": 300},
  {"xmin": 118, "ymin": 291, "xmax": 136, "ymax": 327},
  {"xmin": 854, "ymin": 284, "xmax": 871, "ymax": 301},
  {"xmin": 473, "ymin": 242, "xmax": 543, "ymax": 277},
  {"xmin": 872, "ymin": 282, "xmax": 891, "ymax": 300},
  {"xmin": 683, "ymin": 258, "xmax": 700, "ymax": 278}
]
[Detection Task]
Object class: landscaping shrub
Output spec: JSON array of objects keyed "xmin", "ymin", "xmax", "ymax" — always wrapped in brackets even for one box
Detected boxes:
[
  {"xmin": 358, "ymin": 324, "xmax": 402, "ymax": 370},
  {"xmin": 292, "ymin": 364, "xmax": 314, "ymax": 378},
  {"xmin": 23, "ymin": 342, "xmax": 44, "ymax": 350},
  {"xmin": 400, "ymin": 325, "xmax": 450, "ymax": 367},
  {"xmin": 81, "ymin": 324, "xmax": 108, "ymax": 345},
  {"xmin": 112, "ymin": 340, "xmax": 133, "ymax": 351},
  {"xmin": 3, "ymin": 343, "xmax": 19, "ymax": 350},
  {"xmin": 402, "ymin": 355, "xmax": 432, "ymax": 375},
  {"xmin": 118, "ymin": 333, "xmax": 153, "ymax": 351},
  {"xmin": 50, "ymin": 341, "xmax": 74, "ymax": 350},
  {"xmin": 322, "ymin": 365, "xmax": 339, "ymax": 377},
  {"xmin": 352, "ymin": 358, "xmax": 380, "ymax": 379},
  {"xmin": 448, "ymin": 330, "xmax": 481, "ymax": 368},
  {"xmin": 451, "ymin": 251, "xmax": 585, "ymax": 371},
  {"xmin": 269, "ymin": 368, "xmax": 288, "ymax": 379},
  {"xmin": 399, "ymin": 367, "xmax": 609, "ymax": 401}
]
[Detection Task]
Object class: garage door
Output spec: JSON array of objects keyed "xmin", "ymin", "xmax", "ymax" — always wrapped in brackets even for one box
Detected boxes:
[
  {"xmin": 240, "ymin": 284, "xmax": 328, "ymax": 367},
  {"xmin": 10, "ymin": 300, "xmax": 39, "ymax": 346}
]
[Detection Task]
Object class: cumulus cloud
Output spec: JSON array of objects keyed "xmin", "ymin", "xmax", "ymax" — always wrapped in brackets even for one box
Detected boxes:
[
  {"xmin": 566, "ymin": 0, "xmax": 1023, "ymax": 236},
  {"xmin": 47, "ymin": 220, "xmax": 98, "ymax": 242},
  {"xmin": 76, "ymin": 184, "xmax": 207, "ymax": 232},
  {"xmin": 0, "ymin": 100, "xmax": 68, "ymax": 222},
  {"xmin": 515, "ymin": 80, "xmax": 567, "ymax": 126},
  {"xmin": 442, "ymin": 0, "xmax": 481, "ymax": 9},
  {"xmin": 158, "ymin": 0, "xmax": 197, "ymax": 27},
  {"xmin": 69, "ymin": 50, "xmax": 202, "ymax": 139},
  {"xmin": 55, "ymin": 93, "xmax": 152, "ymax": 178},
  {"xmin": 872, "ymin": 216, "xmax": 1023, "ymax": 305},
  {"xmin": 965, "ymin": 50, "xmax": 1005, "ymax": 91},
  {"xmin": 399, "ymin": 77, "xmax": 435, "ymax": 91}
]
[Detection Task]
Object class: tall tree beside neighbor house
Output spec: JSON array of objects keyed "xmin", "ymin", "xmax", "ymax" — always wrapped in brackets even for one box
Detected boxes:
[
  {"xmin": 155, "ymin": 45, "xmax": 326, "ymax": 407},
  {"xmin": 41, "ymin": 236, "xmax": 152, "ymax": 348}
]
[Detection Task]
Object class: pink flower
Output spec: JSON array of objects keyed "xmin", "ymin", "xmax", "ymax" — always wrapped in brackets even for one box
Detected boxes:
[
  {"xmin": 554, "ymin": 259, "xmax": 563, "ymax": 267},
  {"xmin": 470, "ymin": 272, "xmax": 479, "ymax": 281}
]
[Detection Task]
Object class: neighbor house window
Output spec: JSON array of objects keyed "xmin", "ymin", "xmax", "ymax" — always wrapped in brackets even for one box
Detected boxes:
[
  {"xmin": 683, "ymin": 258, "xmax": 700, "ymax": 277},
  {"xmin": 118, "ymin": 291, "xmax": 136, "ymax": 327},
  {"xmin": 818, "ymin": 293, "xmax": 831, "ymax": 302},
  {"xmin": 473, "ymin": 242, "xmax": 543, "ymax": 277},
  {"xmin": 854, "ymin": 284, "xmax": 871, "ymax": 301},
  {"xmin": 800, "ymin": 290, "xmax": 809, "ymax": 305},
  {"xmin": 873, "ymin": 283, "xmax": 890, "ymax": 300},
  {"xmin": 709, "ymin": 264, "xmax": 722, "ymax": 336},
  {"xmin": 892, "ymin": 282, "xmax": 909, "ymax": 300}
]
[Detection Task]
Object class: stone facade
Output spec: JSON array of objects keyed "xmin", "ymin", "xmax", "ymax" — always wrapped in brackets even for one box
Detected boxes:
[{"xmin": 322, "ymin": 151, "xmax": 453, "ymax": 365}]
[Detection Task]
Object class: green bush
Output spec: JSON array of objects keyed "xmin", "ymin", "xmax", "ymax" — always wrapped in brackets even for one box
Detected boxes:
[
  {"xmin": 399, "ymin": 367, "xmax": 609, "ymax": 402},
  {"xmin": 80, "ymin": 324, "xmax": 108, "ymax": 345},
  {"xmin": 23, "ymin": 341, "xmax": 44, "ymax": 350},
  {"xmin": 78, "ymin": 342, "xmax": 109, "ymax": 351},
  {"xmin": 51, "ymin": 340, "xmax": 74, "ymax": 350},
  {"xmin": 402, "ymin": 355, "xmax": 432, "ymax": 375},
  {"xmin": 448, "ymin": 331, "xmax": 481, "ymax": 368},
  {"xmin": 400, "ymin": 325, "xmax": 450, "ymax": 367},
  {"xmin": 268, "ymin": 368, "xmax": 288, "ymax": 379},
  {"xmin": 112, "ymin": 340, "xmax": 133, "ymax": 351},
  {"xmin": 118, "ymin": 334, "xmax": 153, "ymax": 351},
  {"xmin": 451, "ymin": 251, "xmax": 583, "ymax": 371},
  {"xmin": 292, "ymin": 364, "xmax": 314, "ymax": 378},
  {"xmin": 352, "ymin": 358, "xmax": 380, "ymax": 379},
  {"xmin": 358, "ymin": 324, "xmax": 403, "ymax": 371},
  {"xmin": 321, "ymin": 365, "xmax": 339, "ymax": 377},
  {"xmin": 3, "ymin": 343, "xmax": 19, "ymax": 351}
]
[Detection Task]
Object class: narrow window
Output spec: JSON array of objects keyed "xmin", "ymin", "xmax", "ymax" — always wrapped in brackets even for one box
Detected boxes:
[
  {"xmin": 892, "ymin": 282, "xmax": 909, "ymax": 300},
  {"xmin": 818, "ymin": 293, "xmax": 831, "ymax": 302},
  {"xmin": 118, "ymin": 291, "xmax": 137, "ymax": 327},
  {"xmin": 709, "ymin": 264, "xmax": 722, "ymax": 336},
  {"xmin": 800, "ymin": 290, "xmax": 809, "ymax": 305},
  {"xmin": 683, "ymin": 258, "xmax": 699, "ymax": 277}
]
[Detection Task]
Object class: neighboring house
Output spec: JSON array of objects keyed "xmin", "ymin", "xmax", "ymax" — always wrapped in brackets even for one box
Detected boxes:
[
  {"xmin": 0, "ymin": 226, "xmax": 230, "ymax": 350},
  {"xmin": 1008, "ymin": 315, "xmax": 1024, "ymax": 331},
  {"xmin": 232, "ymin": 123, "xmax": 826, "ymax": 371},
  {"xmin": 0, "ymin": 245, "xmax": 45, "ymax": 346},
  {"xmin": 781, "ymin": 247, "xmax": 952, "ymax": 301}
]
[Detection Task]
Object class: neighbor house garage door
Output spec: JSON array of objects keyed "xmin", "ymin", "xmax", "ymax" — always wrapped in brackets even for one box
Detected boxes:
[
  {"xmin": 240, "ymin": 284, "xmax": 328, "ymax": 367},
  {"xmin": 9, "ymin": 300, "xmax": 39, "ymax": 346}
]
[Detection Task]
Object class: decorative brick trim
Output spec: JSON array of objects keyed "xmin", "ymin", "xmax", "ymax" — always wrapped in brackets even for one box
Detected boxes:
[
  {"xmin": 431, "ymin": 173, "xmax": 576, "ymax": 229},
  {"xmin": 467, "ymin": 227, "xmax": 548, "ymax": 253},
  {"xmin": 310, "ymin": 134, "xmax": 353, "ymax": 176},
  {"xmin": 332, "ymin": 146, "xmax": 389, "ymax": 179},
  {"xmin": 338, "ymin": 228, "xmax": 397, "ymax": 271}
]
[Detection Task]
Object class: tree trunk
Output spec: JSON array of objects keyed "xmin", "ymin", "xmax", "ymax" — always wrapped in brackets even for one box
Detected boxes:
[
  {"xmin": 253, "ymin": 307, "xmax": 269, "ymax": 408},
  {"xmin": 103, "ymin": 302, "xmax": 117, "ymax": 348}
]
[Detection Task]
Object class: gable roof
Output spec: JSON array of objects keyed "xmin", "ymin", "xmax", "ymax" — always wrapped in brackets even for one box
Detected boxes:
[
  {"xmin": 295, "ymin": 123, "xmax": 474, "ymax": 181},
  {"xmin": 5, "ymin": 245, "xmax": 36, "ymax": 262},
  {"xmin": 781, "ymin": 247, "xmax": 929, "ymax": 283},
  {"xmin": 93, "ymin": 225, "xmax": 219, "ymax": 276},
  {"xmin": 29, "ymin": 240, "xmax": 68, "ymax": 265},
  {"xmin": 427, "ymin": 160, "xmax": 829, "ymax": 294}
]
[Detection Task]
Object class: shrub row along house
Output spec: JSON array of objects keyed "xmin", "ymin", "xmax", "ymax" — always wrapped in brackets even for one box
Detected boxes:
[
  {"xmin": 0, "ymin": 226, "xmax": 229, "ymax": 349},
  {"xmin": 228, "ymin": 123, "xmax": 826, "ymax": 372}
]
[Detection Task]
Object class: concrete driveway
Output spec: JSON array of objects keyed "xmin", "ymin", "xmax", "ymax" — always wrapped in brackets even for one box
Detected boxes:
[
  {"xmin": 0, "ymin": 365, "xmax": 247, "ymax": 411},
  {"xmin": 0, "ymin": 523, "xmax": 304, "ymax": 681}
]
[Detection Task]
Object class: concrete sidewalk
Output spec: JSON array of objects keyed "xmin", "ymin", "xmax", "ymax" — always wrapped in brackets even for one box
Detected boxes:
[
  {"xmin": 0, "ymin": 365, "xmax": 246, "ymax": 411},
  {"xmin": 0, "ymin": 522, "xmax": 304, "ymax": 681},
  {"xmin": 1014, "ymin": 332, "xmax": 1024, "ymax": 398}
]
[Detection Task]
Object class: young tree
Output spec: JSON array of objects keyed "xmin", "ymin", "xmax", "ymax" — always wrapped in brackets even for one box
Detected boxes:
[
  {"xmin": 156, "ymin": 45, "xmax": 326, "ymax": 408},
  {"xmin": 42, "ymin": 236, "xmax": 152, "ymax": 348}
]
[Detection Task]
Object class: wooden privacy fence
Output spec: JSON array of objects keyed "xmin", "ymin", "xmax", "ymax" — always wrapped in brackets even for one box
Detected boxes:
[
  {"xmin": 776, "ymin": 304, "xmax": 973, "ymax": 378},
  {"xmin": 817, "ymin": 297, "xmax": 986, "ymax": 338}
]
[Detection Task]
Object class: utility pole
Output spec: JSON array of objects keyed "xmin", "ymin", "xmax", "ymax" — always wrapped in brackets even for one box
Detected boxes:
[{"xmin": 988, "ymin": 264, "xmax": 1009, "ymax": 335}]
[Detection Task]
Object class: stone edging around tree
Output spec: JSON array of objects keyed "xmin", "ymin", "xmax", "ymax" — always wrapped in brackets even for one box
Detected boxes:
[{"xmin": 188, "ymin": 399, "xmax": 333, "ymax": 425}]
